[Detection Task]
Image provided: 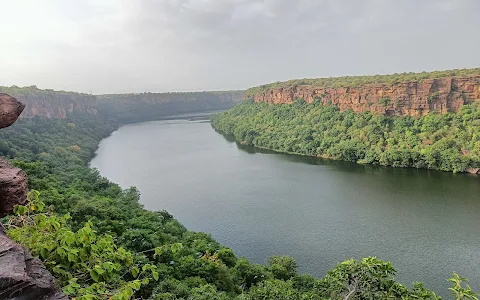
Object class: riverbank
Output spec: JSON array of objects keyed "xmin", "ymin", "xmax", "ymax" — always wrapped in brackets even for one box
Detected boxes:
[{"xmin": 211, "ymin": 101, "xmax": 480, "ymax": 174}]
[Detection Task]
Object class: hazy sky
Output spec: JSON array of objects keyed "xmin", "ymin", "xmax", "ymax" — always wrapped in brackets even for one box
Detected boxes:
[{"xmin": 1, "ymin": 0, "xmax": 479, "ymax": 94}]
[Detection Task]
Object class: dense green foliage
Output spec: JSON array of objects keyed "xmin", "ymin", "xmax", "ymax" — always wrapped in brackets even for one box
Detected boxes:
[
  {"xmin": 243, "ymin": 68, "xmax": 480, "ymax": 99},
  {"xmin": 0, "ymin": 112, "xmax": 478, "ymax": 299},
  {"xmin": 7, "ymin": 191, "xmax": 168, "ymax": 299},
  {"xmin": 211, "ymin": 101, "xmax": 480, "ymax": 173}
]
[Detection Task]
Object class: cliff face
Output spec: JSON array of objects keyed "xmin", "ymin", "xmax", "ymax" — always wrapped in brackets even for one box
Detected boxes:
[
  {"xmin": 251, "ymin": 76, "xmax": 480, "ymax": 116},
  {"xmin": 0, "ymin": 158, "xmax": 28, "ymax": 218},
  {"xmin": 0, "ymin": 86, "xmax": 97, "ymax": 119},
  {"xmin": 0, "ymin": 87, "xmax": 98, "ymax": 119},
  {"xmin": 0, "ymin": 93, "xmax": 26, "ymax": 128},
  {"xmin": 0, "ymin": 86, "xmax": 243, "ymax": 120},
  {"xmin": 19, "ymin": 95, "xmax": 97, "ymax": 118}
]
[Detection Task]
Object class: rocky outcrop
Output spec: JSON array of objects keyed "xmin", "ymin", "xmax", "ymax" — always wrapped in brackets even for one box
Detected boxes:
[
  {"xmin": 250, "ymin": 76, "xmax": 480, "ymax": 116},
  {"xmin": 0, "ymin": 235, "xmax": 67, "ymax": 300},
  {"xmin": 0, "ymin": 159, "xmax": 28, "ymax": 218},
  {"xmin": 0, "ymin": 94, "xmax": 25, "ymax": 129},
  {"xmin": 0, "ymin": 94, "xmax": 67, "ymax": 299},
  {"xmin": 466, "ymin": 167, "xmax": 480, "ymax": 175}
]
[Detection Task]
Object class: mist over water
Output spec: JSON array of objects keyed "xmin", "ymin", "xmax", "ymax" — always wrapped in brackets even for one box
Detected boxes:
[{"xmin": 91, "ymin": 113, "xmax": 480, "ymax": 296}]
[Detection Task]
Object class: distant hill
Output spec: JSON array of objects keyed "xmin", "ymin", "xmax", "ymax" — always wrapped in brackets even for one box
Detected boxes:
[
  {"xmin": 0, "ymin": 85, "xmax": 243, "ymax": 122},
  {"xmin": 97, "ymin": 91, "xmax": 243, "ymax": 123}
]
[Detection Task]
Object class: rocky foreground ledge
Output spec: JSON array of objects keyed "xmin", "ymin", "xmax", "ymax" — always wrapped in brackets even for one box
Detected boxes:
[{"xmin": 0, "ymin": 94, "xmax": 66, "ymax": 299}]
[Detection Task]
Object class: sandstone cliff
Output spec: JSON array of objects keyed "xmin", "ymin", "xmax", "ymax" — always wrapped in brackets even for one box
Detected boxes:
[
  {"xmin": 249, "ymin": 75, "xmax": 480, "ymax": 116},
  {"xmin": 0, "ymin": 94, "xmax": 67, "ymax": 300},
  {"xmin": 0, "ymin": 86, "xmax": 97, "ymax": 119},
  {"xmin": 0, "ymin": 86, "xmax": 243, "ymax": 120}
]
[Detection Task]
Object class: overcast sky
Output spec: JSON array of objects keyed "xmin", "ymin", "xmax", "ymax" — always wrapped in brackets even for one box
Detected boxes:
[{"xmin": 1, "ymin": 0, "xmax": 479, "ymax": 94}]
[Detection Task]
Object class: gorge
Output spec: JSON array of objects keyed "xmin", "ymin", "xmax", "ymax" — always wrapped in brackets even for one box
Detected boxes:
[
  {"xmin": 0, "ymin": 85, "xmax": 242, "ymax": 121},
  {"xmin": 1, "ymin": 68, "xmax": 479, "ymax": 299}
]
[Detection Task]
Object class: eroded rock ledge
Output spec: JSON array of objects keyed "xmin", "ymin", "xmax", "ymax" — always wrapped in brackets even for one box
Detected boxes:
[
  {"xmin": 250, "ymin": 75, "xmax": 480, "ymax": 116},
  {"xmin": 0, "ymin": 94, "xmax": 66, "ymax": 300}
]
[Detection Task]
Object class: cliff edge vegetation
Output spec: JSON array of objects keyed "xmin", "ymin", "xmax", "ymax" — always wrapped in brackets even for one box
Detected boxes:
[
  {"xmin": 244, "ymin": 68, "xmax": 480, "ymax": 117},
  {"xmin": 213, "ymin": 68, "xmax": 480, "ymax": 174}
]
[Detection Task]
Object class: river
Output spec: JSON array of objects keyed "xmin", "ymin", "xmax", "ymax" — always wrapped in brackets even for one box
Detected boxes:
[{"xmin": 90, "ymin": 112, "xmax": 480, "ymax": 295}]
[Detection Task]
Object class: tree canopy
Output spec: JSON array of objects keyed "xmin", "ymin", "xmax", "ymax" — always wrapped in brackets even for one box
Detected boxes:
[
  {"xmin": 211, "ymin": 101, "xmax": 480, "ymax": 173},
  {"xmin": 243, "ymin": 67, "xmax": 480, "ymax": 99}
]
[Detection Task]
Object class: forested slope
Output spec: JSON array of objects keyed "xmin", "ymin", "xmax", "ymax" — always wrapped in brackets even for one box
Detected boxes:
[{"xmin": 212, "ymin": 101, "xmax": 480, "ymax": 173}]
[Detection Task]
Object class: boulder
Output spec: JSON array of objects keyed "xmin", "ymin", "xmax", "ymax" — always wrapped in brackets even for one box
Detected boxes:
[
  {"xmin": 0, "ymin": 94, "xmax": 25, "ymax": 129},
  {"xmin": 0, "ymin": 230, "xmax": 67, "ymax": 300},
  {"xmin": 466, "ymin": 167, "xmax": 480, "ymax": 175},
  {"xmin": 0, "ymin": 159, "xmax": 28, "ymax": 218}
]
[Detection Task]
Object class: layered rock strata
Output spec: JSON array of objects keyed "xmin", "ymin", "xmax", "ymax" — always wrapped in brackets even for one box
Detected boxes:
[{"xmin": 250, "ymin": 76, "xmax": 480, "ymax": 116}]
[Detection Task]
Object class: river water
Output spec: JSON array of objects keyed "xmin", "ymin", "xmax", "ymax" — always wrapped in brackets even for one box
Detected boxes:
[{"xmin": 90, "ymin": 112, "xmax": 480, "ymax": 295}]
